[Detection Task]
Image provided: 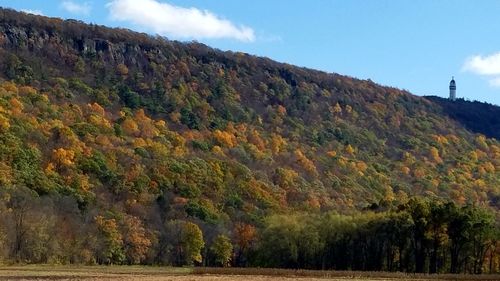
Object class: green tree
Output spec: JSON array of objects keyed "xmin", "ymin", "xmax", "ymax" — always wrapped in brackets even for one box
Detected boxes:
[
  {"xmin": 428, "ymin": 202, "xmax": 450, "ymax": 273},
  {"xmin": 181, "ymin": 221, "xmax": 204, "ymax": 265},
  {"xmin": 467, "ymin": 206, "xmax": 496, "ymax": 274},
  {"xmin": 166, "ymin": 220, "xmax": 205, "ymax": 265},
  {"xmin": 210, "ymin": 234, "xmax": 233, "ymax": 267},
  {"xmin": 117, "ymin": 85, "xmax": 141, "ymax": 109},
  {"xmin": 404, "ymin": 198, "xmax": 431, "ymax": 273}
]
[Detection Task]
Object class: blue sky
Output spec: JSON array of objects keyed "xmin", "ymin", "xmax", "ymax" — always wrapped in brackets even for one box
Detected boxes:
[{"xmin": 2, "ymin": 0, "xmax": 500, "ymax": 105}]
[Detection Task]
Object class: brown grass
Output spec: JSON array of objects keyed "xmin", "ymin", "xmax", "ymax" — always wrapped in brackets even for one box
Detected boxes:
[
  {"xmin": 196, "ymin": 267, "xmax": 500, "ymax": 279},
  {"xmin": 0, "ymin": 266, "xmax": 498, "ymax": 281},
  {"xmin": 194, "ymin": 267, "xmax": 500, "ymax": 280}
]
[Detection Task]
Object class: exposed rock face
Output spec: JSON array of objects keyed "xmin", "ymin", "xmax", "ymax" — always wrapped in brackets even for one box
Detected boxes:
[
  {"xmin": 0, "ymin": 20, "xmax": 169, "ymax": 70},
  {"xmin": 0, "ymin": 8, "xmax": 329, "ymax": 89}
]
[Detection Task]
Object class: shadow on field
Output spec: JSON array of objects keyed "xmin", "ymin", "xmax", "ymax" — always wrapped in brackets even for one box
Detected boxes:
[{"xmin": 194, "ymin": 267, "xmax": 500, "ymax": 281}]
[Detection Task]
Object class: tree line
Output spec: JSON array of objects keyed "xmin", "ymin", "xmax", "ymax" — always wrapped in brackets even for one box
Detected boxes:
[
  {"xmin": 1, "ymin": 189, "xmax": 499, "ymax": 274},
  {"xmin": 254, "ymin": 198, "xmax": 500, "ymax": 274}
]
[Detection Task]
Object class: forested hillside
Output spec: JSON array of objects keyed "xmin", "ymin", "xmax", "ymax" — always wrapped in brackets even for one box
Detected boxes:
[
  {"xmin": 0, "ymin": 8, "xmax": 499, "ymax": 272},
  {"xmin": 425, "ymin": 96, "xmax": 500, "ymax": 140}
]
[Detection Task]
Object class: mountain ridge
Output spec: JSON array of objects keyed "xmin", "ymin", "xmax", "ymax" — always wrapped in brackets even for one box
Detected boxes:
[{"xmin": 0, "ymin": 7, "xmax": 498, "ymax": 209}]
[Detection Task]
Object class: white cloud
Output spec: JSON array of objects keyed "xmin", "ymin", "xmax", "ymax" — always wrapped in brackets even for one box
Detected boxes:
[
  {"xmin": 463, "ymin": 52, "xmax": 500, "ymax": 88},
  {"xmin": 463, "ymin": 52, "xmax": 500, "ymax": 75},
  {"xmin": 21, "ymin": 9, "xmax": 44, "ymax": 16},
  {"xmin": 106, "ymin": 0, "xmax": 255, "ymax": 42},
  {"xmin": 61, "ymin": 1, "xmax": 91, "ymax": 15}
]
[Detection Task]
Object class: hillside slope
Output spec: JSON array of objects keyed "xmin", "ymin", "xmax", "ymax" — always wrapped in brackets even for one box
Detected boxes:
[
  {"xmin": 425, "ymin": 96, "xmax": 500, "ymax": 140},
  {"xmin": 0, "ymin": 8, "xmax": 498, "ymax": 269},
  {"xmin": 0, "ymin": 7, "xmax": 499, "ymax": 214}
]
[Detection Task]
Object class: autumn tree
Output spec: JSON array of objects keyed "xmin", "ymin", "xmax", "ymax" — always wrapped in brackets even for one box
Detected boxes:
[
  {"xmin": 95, "ymin": 216, "xmax": 125, "ymax": 264},
  {"xmin": 122, "ymin": 215, "xmax": 152, "ymax": 264},
  {"xmin": 210, "ymin": 234, "xmax": 233, "ymax": 267},
  {"xmin": 234, "ymin": 223, "xmax": 256, "ymax": 266}
]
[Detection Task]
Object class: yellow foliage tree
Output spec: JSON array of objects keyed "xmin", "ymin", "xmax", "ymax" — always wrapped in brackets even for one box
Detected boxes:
[
  {"xmin": 294, "ymin": 149, "xmax": 318, "ymax": 176},
  {"xmin": 330, "ymin": 102, "xmax": 342, "ymax": 115},
  {"xmin": 475, "ymin": 135, "xmax": 488, "ymax": 150},
  {"xmin": 211, "ymin": 145, "xmax": 224, "ymax": 155},
  {"xmin": 356, "ymin": 161, "xmax": 368, "ymax": 172},
  {"xmin": 116, "ymin": 63, "xmax": 129, "ymax": 76},
  {"xmin": 122, "ymin": 118, "xmax": 139, "ymax": 136},
  {"xmin": 0, "ymin": 162, "xmax": 13, "ymax": 186},
  {"xmin": 9, "ymin": 97, "xmax": 24, "ymax": 115},
  {"xmin": 1, "ymin": 81, "xmax": 18, "ymax": 93},
  {"xmin": 274, "ymin": 168, "xmax": 300, "ymax": 189},
  {"xmin": 19, "ymin": 86, "xmax": 37, "ymax": 95},
  {"xmin": 133, "ymin": 137, "xmax": 147, "ymax": 148},
  {"xmin": 248, "ymin": 129, "xmax": 266, "ymax": 151},
  {"xmin": 483, "ymin": 162, "xmax": 495, "ymax": 173},
  {"xmin": 270, "ymin": 134, "xmax": 286, "ymax": 154},
  {"xmin": 401, "ymin": 166, "xmax": 411, "ymax": 175},
  {"xmin": 89, "ymin": 102, "xmax": 105, "ymax": 116},
  {"xmin": 469, "ymin": 151, "xmax": 478, "ymax": 162},
  {"xmin": 52, "ymin": 148, "xmax": 75, "ymax": 167},
  {"xmin": 0, "ymin": 115, "xmax": 10, "ymax": 132},
  {"xmin": 345, "ymin": 144, "xmax": 355, "ymax": 155},
  {"xmin": 213, "ymin": 129, "xmax": 237, "ymax": 148},
  {"xmin": 326, "ymin": 150, "xmax": 337, "ymax": 157},
  {"xmin": 430, "ymin": 147, "xmax": 443, "ymax": 164},
  {"xmin": 89, "ymin": 115, "xmax": 112, "ymax": 130},
  {"xmin": 432, "ymin": 134, "xmax": 449, "ymax": 146}
]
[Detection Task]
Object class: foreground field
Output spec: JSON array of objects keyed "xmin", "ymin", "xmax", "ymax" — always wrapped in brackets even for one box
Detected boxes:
[{"xmin": 0, "ymin": 266, "xmax": 499, "ymax": 281}]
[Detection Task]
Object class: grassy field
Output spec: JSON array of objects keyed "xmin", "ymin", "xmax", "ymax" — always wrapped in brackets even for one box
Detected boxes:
[{"xmin": 0, "ymin": 266, "xmax": 499, "ymax": 281}]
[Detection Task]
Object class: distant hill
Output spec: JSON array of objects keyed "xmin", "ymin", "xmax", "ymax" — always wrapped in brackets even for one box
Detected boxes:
[
  {"xmin": 0, "ymin": 8, "xmax": 498, "ymax": 270},
  {"xmin": 425, "ymin": 96, "xmax": 500, "ymax": 140},
  {"xmin": 0, "ymin": 5, "xmax": 498, "ymax": 220}
]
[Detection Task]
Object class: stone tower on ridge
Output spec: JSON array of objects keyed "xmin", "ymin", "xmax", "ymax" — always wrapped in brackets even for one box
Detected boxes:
[{"xmin": 449, "ymin": 76, "xmax": 456, "ymax": 101}]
